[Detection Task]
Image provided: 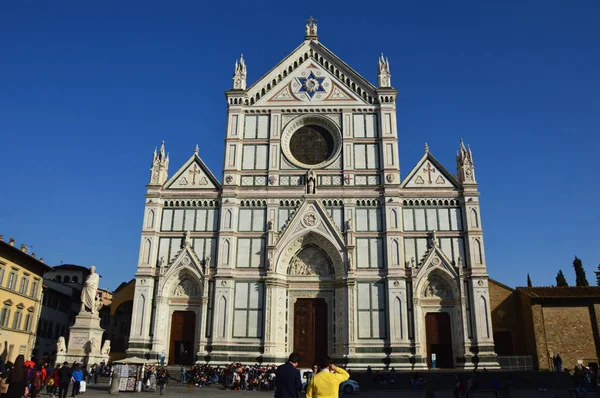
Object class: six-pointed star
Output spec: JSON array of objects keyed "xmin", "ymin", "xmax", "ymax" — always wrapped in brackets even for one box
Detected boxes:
[{"xmin": 298, "ymin": 72, "xmax": 325, "ymax": 98}]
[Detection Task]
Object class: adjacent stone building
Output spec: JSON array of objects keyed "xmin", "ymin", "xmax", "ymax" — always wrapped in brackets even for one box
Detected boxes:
[
  {"xmin": 0, "ymin": 236, "xmax": 50, "ymax": 361},
  {"xmin": 489, "ymin": 282, "xmax": 600, "ymax": 370},
  {"xmin": 127, "ymin": 19, "xmax": 497, "ymax": 369}
]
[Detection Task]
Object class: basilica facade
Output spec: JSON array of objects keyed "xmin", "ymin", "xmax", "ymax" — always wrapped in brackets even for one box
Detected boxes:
[{"xmin": 127, "ymin": 20, "xmax": 498, "ymax": 369}]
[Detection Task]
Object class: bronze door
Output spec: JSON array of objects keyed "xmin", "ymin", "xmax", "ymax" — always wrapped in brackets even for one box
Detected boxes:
[
  {"xmin": 425, "ymin": 312, "xmax": 454, "ymax": 368},
  {"xmin": 293, "ymin": 298, "xmax": 327, "ymax": 368},
  {"xmin": 169, "ymin": 311, "xmax": 196, "ymax": 365}
]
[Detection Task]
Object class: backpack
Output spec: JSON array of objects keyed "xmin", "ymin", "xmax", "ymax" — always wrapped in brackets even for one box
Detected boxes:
[{"xmin": 32, "ymin": 370, "xmax": 44, "ymax": 390}]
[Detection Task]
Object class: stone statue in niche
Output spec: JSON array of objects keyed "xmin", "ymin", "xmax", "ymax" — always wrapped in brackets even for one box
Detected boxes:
[
  {"xmin": 174, "ymin": 279, "xmax": 198, "ymax": 297},
  {"xmin": 424, "ymin": 279, "xmax": 450, "ymax": 298},
  {"xmin": 306, "ymin": 170, "xmax": 316, "ymax": 194}
]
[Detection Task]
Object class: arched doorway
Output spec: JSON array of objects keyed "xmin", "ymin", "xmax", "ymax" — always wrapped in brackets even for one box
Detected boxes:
[
  {"xmin": 169, "ymin": 311, "xmax": 196, "ymax": 365},
  {"xmin": 425, "ymin": 312, "xmax": 453, "ymax": 368},
  {"xmin": 293, "ymin": 298, "xmax": 327, "ymax": 368}
]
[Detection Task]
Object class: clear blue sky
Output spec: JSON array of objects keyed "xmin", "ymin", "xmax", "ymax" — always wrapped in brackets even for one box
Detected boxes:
[{"xmin": 1, "ymin": 1, "xmax": 598, "ymax": 291}]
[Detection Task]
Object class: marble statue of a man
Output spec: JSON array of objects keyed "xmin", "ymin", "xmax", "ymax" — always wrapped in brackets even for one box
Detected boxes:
[{"xmin": 80, "ymin": 266, "xmax": 100, "ymax": 314}]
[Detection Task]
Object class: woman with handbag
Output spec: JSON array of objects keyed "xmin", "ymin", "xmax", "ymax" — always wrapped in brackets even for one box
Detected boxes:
[{"xmin": 5, "ymin": 355, "xmax": 27, "ymax": 398}]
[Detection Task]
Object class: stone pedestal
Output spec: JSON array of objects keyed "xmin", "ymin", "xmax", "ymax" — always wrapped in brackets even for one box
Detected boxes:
[{"xmin": 56, "ymin": 312, "xmax": 109, "ymax": 366}]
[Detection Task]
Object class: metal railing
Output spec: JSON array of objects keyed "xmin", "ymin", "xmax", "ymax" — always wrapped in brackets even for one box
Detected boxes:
[{"xmin": 497, "ymin": 355, "xmax": 534, "ymax": 371}]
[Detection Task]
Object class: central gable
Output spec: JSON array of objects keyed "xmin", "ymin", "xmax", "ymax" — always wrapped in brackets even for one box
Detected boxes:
[
  {"xmin": 256, "ymin": 60, "xmax": 368, "ymax": 106},
  {"xmin": 247, "ymin": 40, "xmax": 376, "ymax": 106},
  {"xmin": 164, "ymin": 153, "xmax": 222, "ymax": 191}
]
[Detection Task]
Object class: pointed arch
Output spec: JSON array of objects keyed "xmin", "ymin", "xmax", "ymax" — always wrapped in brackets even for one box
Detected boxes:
[
  {"xmin": 146, "ymin": 209, "xmax": 155, "ymax": 228},
  {"xmin": 474, "ymin": 239, "xmax": 483, "ymax": 264},
  {"xmin": 393, "ymin": 297, "xmax": 403, "ymax": 339},
  {"xmin": 391, "ymin": 239, "xmax": 400, "ymax": 265},
  {"xmin": 390, "ymin": 209, "xmax": 399, "ymax": 229},
  {"xmin": 224, "ymin": 209, "xmax": 232, "ymax": 229},
  {"xmin": 136, "ymin": 294, "xmax": 145, "ymax": 335},
  {"xmin": 217, "ymin": 296, "xmax": 227, "ymax": 338},
  {"xmin": 142, "ymin": 239, "xmax": 151, "ymax": 264},
  {"xmin": 222, "ymin": 240, "xmax": 230, "ymax": 265},
  {"xmin": 479, "ymin": 295, "xmax": 490, "ymax": 338},
  {"xmin": 470, "ymin": 208, "xmax": 479, "ymax": 228}
]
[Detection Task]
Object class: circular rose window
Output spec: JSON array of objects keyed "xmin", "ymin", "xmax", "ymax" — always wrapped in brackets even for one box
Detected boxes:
[
  {"xmin": 281, "ymin": 116, "xmax": 342, "ymax": 169},
  {"xmin": 289, "ymin": 125, "xmax": 334, "ymax": 165}
]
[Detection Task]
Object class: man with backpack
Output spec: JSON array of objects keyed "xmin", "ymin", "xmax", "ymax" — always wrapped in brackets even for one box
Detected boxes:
[{"xmin": 29, "ymin": 364, "xmax": 45, "ymax": 398}]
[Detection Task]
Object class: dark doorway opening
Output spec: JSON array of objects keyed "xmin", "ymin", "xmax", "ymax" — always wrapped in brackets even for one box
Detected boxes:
[
  {"xmin": 425, "ymin": 312, "xmax": 454, "ymax": 368},
  {"xmin": 293, "ymin": 298, "xmax": 327, "ymax": 368},
  {"xmin": 169, "ymin": 311, "xmax": 196, "ymax": 365}
]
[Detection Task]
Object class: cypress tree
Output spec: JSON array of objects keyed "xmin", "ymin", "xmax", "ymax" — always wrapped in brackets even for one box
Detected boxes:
[
  {"xmin": 527, "ymin": 274, "xmax": 533, "ymax": 287},
  {"xmin": 573, "ymin": 256, "xmax": 589, "ymax": 287},
  {"xmin": 556, "ymin": 270, "xmax": 568, "ymax": 287}
]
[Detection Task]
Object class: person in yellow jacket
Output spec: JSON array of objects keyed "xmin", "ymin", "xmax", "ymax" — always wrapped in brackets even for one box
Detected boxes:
[{"xmin": 305, "ymin": 356, "xmax": 349, "ymax": 398}]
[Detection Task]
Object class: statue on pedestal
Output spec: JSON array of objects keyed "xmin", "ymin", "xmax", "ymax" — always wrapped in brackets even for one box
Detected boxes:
[
  {"xmin": 80, "ymin": 266, "xmax": 100, "ymax": 314},
  {"xmin": 57, "ymin": 336, "xmax": 66, "ymax": 353}
]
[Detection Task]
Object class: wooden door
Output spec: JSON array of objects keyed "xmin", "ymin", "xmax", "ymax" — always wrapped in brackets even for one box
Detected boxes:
[
  {"xmin": 294, "ymin": 299, "xmax": 327, "ymax": 368},
  {"xmin": 425, "ymin": 312, "xmax": 454, "ymax": 368},
  {"xmin": 169, "ymin": 311, "xmax": 196, "ymax": 365}
]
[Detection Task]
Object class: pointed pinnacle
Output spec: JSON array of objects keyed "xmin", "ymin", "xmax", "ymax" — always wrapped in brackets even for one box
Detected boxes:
[
  {"xmin": 194, "ymin": 144, "xmax": 199, "ymax": 154},
  {"xmin": 424, "ymin": 143, "xmax": 429, "ymax": 153}
]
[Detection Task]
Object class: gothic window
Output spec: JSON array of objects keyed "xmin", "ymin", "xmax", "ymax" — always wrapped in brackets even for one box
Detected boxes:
[
  {"xmin": 222, "ymin": 240, "xmax": 230, "ymax": 265},
  {"xmin": 470, "ymin": 209, "xmax": 479, "ymax": 228},
  {"xmin": 236, "ymin": 238, "xmax": 264, "ymax": 268},
  {"xmin": 403, "ymin": 209, "xmax": 414, "ymax": 231},
  {"xmin": 238, "ymin": 209, "xmax": 266, "ymax": 232},
  {"xmin": 354, "ymin": 144, "xmax": 379, "ymax": 169},
  {"xmin": 479, "ymin": 296, "xmax": 490, "ymax": 338},
  {"xmin": 390, "ymin": 209, "xmax": 399, "ymax": 229},
  {"xmin": 474, "ymin": 239, "xmax": 483, "ymax": 264},
  {"xmin": 142, "ymin": 239, "xmax": 151, "ymax": 264},
  {"xmin": 352, "ymin": 114, "xmax": 378, "ymax": 138},
  {"xmin": 242, "ymin": 145, "xmax": 268, "ymax": 170},
  {"xmin": 357, "ymin": 282, "xmax": 386, "ymax": 339},
  {"xmin": 205, "ymin": 281, "xmax": 215, "ymax": 338},
  {"xmin": 217, "ymin": 296, "xmax": 227, "ymax": 338},
  {"xmin": 393, "ymin": 297, "xmax": 403, "ymax": 340},
  {"xmin": 356, "ymin": 238, "xmax": 384, "ymax": 269},
  {"xmin": 391, "ymin": 240, "xmax": 400, "ymax": 265},
  {"xmin": 224, "ymin": 209, "xmax": 232, "ymax": 229},
  {"xmin": 192, "ymin": 238, "xmax": 217, "ymax": 265},
  {"xmin": 356, "ymin": 208, "xmax": 382, "ymax": 232},
  {"xmin": 403, "ymin": 207, "xmax": 462, "ymax": 232},
  {"xmin": 194, "ymin": 209, "xmax": 219, "ymax": 232},
  {"xmin": 243, "ymin": 115, "xmax": 269, "ymax": 139},
  {"xmin": 136, "ymin": 295, "xmax": 145, "ymax": 335},
  {"xmin": 146, "ymin": 209, "xmax": 155, "ymax": 229},
  {"xmin": 233, "ymin": 282, "xmax": 264, "ymax": 338}
]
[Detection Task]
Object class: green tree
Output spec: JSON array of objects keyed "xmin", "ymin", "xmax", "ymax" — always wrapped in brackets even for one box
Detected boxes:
[
  {"xmin": 556, "ymin": 270, "xmax": 568, "ymax": 287},
  {"xmin": 595, "ymin": 264, "xmax": 600, "ymax": 286},
  {"xmin": 573, "ymin": 256, "xmax": 589, "ymax": 287},
  {"xmin": 527, "ymin": 274, "xmax": 533, "ymax": 287}
]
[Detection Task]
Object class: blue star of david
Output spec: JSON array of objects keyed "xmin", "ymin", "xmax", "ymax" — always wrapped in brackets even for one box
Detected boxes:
[{"xmin": 298, "ymin": 72, "xmax": 326, "ymax": 98}]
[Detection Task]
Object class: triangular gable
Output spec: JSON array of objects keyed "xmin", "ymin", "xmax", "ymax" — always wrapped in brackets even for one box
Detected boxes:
[
  {"xmin": 276, "ymin": 199, "xmax": 345, "ymax": 250},
  {"xmin": 247, "ymin": 40, "xmax": 376, "ymax": 106},
  {"xmin": 414, "ymin": 244, "xmax": 458, "ymax": 281},
  {"xmin": 256, "ymin": 60, "xmax": 369, "ymax": 106},
  {"xmin": 164, "ymin": 243, "xmax": 205, "ymax": 280},
  {"xmin": 401, "ymin": 152, "xmax": 460, "ymax": 189},
  {"xmin": 164, "ymin": 153, "xmax": 222, "ymax": 190}
]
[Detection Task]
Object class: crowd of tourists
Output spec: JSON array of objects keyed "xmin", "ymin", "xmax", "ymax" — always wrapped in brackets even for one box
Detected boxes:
[
  {"xmin": 179, "ymin": 362, "xmax": 278, "ymax": 390},
  {"xmin": 141, "ymin": 365, "xmax": 170, "ymax": 395},
  {"xmin": 0, "ymin": 357, "xmax": 109, "ymax": 398}
]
